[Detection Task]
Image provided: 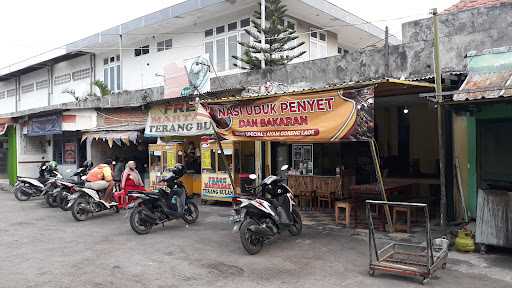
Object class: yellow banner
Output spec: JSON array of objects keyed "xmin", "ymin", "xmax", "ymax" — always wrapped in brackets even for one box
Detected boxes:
[
  {"xmin": 201, "ymin": 87, "xmax": 374, "ymax": 142},
  {"xmin": 201, "ymin": 148, "xmax": 211, "ymax": 169}
]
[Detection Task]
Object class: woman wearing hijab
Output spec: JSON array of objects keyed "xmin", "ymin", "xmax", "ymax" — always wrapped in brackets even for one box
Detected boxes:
[{"xmin": 116, "ymin": 161, "xmax": 146, "ymax": 208}]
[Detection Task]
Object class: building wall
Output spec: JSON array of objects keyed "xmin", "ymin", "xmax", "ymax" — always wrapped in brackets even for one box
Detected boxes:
[
  {"xmin": 19, "ymin": 68, "xmax": 49, "ymax": 111},
  {"xmin": 0, "ymin": 79, "xmax": 16, "ymax": 114},
  {"xmin": 16, "ymin": 124, "xmax": 53, "ymax": 178},
  {"xmin": 52, "ymin": 54, "xmax": 92, "ymax": 104}
]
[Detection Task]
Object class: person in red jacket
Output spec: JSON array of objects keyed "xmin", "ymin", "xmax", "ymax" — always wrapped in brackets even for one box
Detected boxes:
[{"xmin": 116, "ymin": 161, "xmax": 146, "ymax": 208}]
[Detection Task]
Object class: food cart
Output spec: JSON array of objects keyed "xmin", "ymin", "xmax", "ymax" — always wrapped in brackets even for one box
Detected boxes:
[
  {"xmin": 200, "ymin": 140, "xmax": 241, "ymax": 202},
  {"xmin": 148, "ymin": 143, "xmax": 201, "ymax": 196}
]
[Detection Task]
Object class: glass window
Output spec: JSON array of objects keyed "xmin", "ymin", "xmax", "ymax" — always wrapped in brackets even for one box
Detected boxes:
[
  {"xmin": 134, "ymin": 48, "xmax": 141, "ymax": 57},
  {"xmin": 205, "ymin": 29, "xmax": 214, "ymax": 38},
  {"xmin": 116, "ymin": 65, "xmax": 121, "ymax": 91},
  {"xmin": 141, "ymin": 45, "xmax": 149, "ymax": 55},
  {"xmin": 103, "ymin": 58, "xmax": 108, "ymax": 65},
  {"xmin": 104, "ymin": 68, "xmax": 108, "ymax": 85},
  {"xmin": 216, "ymin": 25, "xmax": 225, "ymax": 35},
  {"xmin": 240, "ymin": 18, "xmax": 250, "ymax": 28},
  {"xmin": 164, "ymin": 39, "xmax": 172, "ymax": 49},
  {"xmin": 228, "ymin": 22, "xmax": 237, "ymax": 32},
  {"xmin": 110, "ymin": 56, "xmax": 115, "ymax": 63},
  {"xmin": 116, "ymin": 54, "xmax": 120, "ymax": 62},
  {"xmin": 109, "ymin": 66, "xmax": 115, "ymax": 91},
  {"xmin": 240, "ymin": 32, "xmax": 250, "ymax": 60},
  {"xmin": 157, "ymin": 41, "xmax": 165, "ymax": 52},
  {"xmin": 205, "ymin": 41, "xmax": 214, "ymax": 66},
  {"xmin": 216, "ymin": 38, "xmax": 226, "ymax": 72},
  {"xmin": 228, "ymin": 35, "xmax": 238, "ymax": 69},
  {"xmin": 287, "ymin": 21, "xmax": 295, "ymax": 30},
  {"xmin": 311, "ymin": 31, "xmax": 317, "ymax": 39},
  {"xmin": 319, "ymin": 33, "xmax": 326, "ymax": 41}
]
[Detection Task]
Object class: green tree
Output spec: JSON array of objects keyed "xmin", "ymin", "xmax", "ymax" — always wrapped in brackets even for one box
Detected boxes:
[
  {"xmin": 233, "ymin": 0, "xmax": 306, "ymax": 70},
  {"xmin": 94, "ymin": 80, "xmax": 111, "ymax": 96}
]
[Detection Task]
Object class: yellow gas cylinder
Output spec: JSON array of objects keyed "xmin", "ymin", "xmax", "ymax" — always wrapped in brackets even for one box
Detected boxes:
[{"xmin": 454, "ymin": 229, "xmax": 475, "ymax": 252}]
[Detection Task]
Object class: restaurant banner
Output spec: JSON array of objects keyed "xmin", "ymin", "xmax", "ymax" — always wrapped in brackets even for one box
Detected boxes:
[
  {"xmin": 146, "ymin": 103, "xmax": 214, "ymax": 137},
  {"xmin": 27, "ymin": 114, "xmax": 62, "ymax": 136},
  {"xmin": 201, "ymin": 173, "xmax": 235, "ymax": 200},
  {"xmin": 201, "ymin": 87, "xmax": 374, "ymax": 142}
]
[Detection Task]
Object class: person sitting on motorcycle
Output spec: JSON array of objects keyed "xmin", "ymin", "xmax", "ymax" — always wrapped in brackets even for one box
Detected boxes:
[
  {"xmin": 85, "ymin": 159, "xmax": 115, "ymax": 204},
  {"xmin": 121, "ymin": 161, "xmax": 145, "ymax": 191}
]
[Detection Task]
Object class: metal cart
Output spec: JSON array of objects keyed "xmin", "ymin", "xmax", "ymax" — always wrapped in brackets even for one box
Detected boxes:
[{"xmin": 366, "ymin": 200, "xmax": 448, "ymax": 285}]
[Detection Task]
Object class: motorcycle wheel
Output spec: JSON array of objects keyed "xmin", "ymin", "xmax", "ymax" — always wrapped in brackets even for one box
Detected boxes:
[
  {"xmin": 182, "ymin": 202, "xmax": 199, "ymax": 224},
  {"xmin": 288, "ymin": 207, "xmax": 303, "ymax": 236},
  {"xmin": 72, "ymin": 197, "xmax": 91, "ymax": 221},
  {"xmin": 13, "ymin": 185, "xmax": 31, "ymax": 201},
  {"xmin": 45, "ymin": 191, "xmax": 59, "ymax": 208},
  {"xmin": 57, "ymin": 191, "xmax": 71, "ymax": 211},
  {"xmin": 130, "ymin": 206, "xmax": 153, "ymax": 235},
  {"xmin": 240, "ymin": 218, "xmax": 263, "ymax": 255}
]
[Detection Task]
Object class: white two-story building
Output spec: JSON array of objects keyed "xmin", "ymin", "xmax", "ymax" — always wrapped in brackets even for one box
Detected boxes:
[{"xmin": 0, "ymin": 0, "xmax": 398, "ymax": 182}]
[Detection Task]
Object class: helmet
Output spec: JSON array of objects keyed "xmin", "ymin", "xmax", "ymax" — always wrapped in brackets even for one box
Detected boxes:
[
  {"xmin": 47, "ymin": 161, "xmax": 58, "ymax": 171},
  {"xmin": 82, "ymin": 161, "xmax": 93, "ymax": 170},
  {"xmin": 172, "ymin": 163, "xmax": 186, "ymax": 178}
]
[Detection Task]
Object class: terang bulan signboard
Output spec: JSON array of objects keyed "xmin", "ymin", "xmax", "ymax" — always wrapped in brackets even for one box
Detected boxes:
[
  {"xmin": 201, "ymin": 87, "xmax": 374, "ymax": 142},
  {"xmin": 145, "ymin": 102, "xmax": 214, "ymax": 137}
]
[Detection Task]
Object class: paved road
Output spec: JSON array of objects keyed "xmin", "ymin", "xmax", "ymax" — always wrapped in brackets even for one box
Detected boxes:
[{"xmin": 0, "ymin": 189, "xmax": 511, "ymax": 288}]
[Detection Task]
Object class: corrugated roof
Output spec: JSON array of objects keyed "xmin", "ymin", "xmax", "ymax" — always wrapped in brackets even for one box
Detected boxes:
[
  {"xmin": 453, "ymin": 71, "xmax": 512, "ymax": 101},
  {"xmin": 443, "ymin": 0, "xmax": 512, "ymax": 13}
]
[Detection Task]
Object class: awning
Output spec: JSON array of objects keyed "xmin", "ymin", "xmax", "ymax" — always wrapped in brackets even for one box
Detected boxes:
[
  {"xmin": 453, "ymin": 71, "xmax": 512, "ymax": 101},
  {"xmin": 453, "ymin": 49, "xmax": 512, "ymax": 102},
  {"xmin": 81, "ymin": 130, "xmax": 140, "ymax": 148}
]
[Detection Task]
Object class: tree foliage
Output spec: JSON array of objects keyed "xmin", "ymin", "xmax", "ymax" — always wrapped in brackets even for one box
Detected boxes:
[{"xmin": 233, "ymin": 0, "xmax": 306, "ymax": 70}]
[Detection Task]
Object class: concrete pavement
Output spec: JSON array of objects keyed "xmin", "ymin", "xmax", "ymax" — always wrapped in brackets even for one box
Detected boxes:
[{"xmin": 0, "ymin": 188, "xmax": 511, "ymax": 288}]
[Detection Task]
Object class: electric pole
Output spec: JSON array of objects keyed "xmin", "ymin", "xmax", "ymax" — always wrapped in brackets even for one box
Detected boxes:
[{"xmin": 432, "ymin": 8, "xmax": 447, "ymax": 228}]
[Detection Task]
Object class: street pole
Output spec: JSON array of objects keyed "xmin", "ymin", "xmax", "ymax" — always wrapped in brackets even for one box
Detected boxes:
[
  {"xmin": 431, "ymin": 8, "xmax": 447, "ymax": 228},
  {"xmin": 255, "ymin": 0, "xmax": 266, "ymax": 183},
  {"xmin": 384, "ymin": 26, "xmax": 389, "ymax": 77}
]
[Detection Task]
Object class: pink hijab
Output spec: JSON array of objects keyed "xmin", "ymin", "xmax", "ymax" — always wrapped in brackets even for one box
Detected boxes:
[{"xmin": 121, "ymin": 161, "xmax": 143, "ymax": 188}]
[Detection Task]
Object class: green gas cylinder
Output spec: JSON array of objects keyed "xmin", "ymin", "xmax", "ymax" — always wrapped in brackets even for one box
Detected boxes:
[{"xmin": 455, "ymin": 229, "xmax": 475, "ymax": 252}]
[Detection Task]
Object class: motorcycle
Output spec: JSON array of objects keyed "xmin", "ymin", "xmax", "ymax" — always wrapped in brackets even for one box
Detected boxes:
[
  {"xmin": 13, "ymin": 161, "xmax": 62, "ymax": 202},
  {"xmin": 128, "ymin": 164, "xmax": 199, "ymax": 235},
  {"xmin": 67, "ymin": 183, "xmax": 120, "ymax": 221},
  {"xmin": 53, "ymin": 162, "xmax": 93, "ymax": 211},
  {"xmin": 232, "ymin": 165, "xmax": 302, "ymax": 255}
]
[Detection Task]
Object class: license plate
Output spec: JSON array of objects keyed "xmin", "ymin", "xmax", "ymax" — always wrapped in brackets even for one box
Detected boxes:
[{"xmin": 229, "ymin": 215, "xmax": 242, "ymax": 223}]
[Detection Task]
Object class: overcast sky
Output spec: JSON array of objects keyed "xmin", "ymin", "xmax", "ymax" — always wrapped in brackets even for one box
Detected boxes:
[{"xmin": 0, "ymin": 0, "xmax": 458, "ymax": 68}]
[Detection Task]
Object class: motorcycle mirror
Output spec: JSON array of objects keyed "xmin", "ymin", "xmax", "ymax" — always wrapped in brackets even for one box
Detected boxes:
[
  {"xmin": 249, "ymin": 174, "xmax": 257, "ymax": 180},
  {"xmin": 280, "ymin": 165, "xmax": 289, "ymax": 171}
]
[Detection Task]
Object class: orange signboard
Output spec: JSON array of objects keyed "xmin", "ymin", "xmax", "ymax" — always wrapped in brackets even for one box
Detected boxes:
[{"xmin": 202, "ymin": 87, "xmax": 374, "ymax": 142}]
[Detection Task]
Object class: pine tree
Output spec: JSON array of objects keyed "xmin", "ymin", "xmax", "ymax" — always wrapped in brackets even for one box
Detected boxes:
[{"xmin": 233, "ymin": 0, "xmax": 306, "ymax": 70}]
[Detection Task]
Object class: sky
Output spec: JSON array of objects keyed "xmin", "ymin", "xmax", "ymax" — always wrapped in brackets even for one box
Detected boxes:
[{"xmin": 0, "ymin": 0, "xmax": 459, "ymax": 68}]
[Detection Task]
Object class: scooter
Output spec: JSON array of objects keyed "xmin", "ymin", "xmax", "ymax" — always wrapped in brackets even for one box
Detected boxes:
[
  {"xmin": 67, "ymin": 184, "xmax": 120, "ymax": 221},
  {"xmin": 128, "ymin": 164, "xmax": 199, "ymax": 234},
  {"xmin": 13, "ymin": 162, "xmax": 62, "ymax": 202},
  {"xmin": 52, "ymin": 162, "xmax": 93, "ymax": 211},
  {"xmin": 232, "ymin": 165, "xmax": 302, "ymax": 255}
]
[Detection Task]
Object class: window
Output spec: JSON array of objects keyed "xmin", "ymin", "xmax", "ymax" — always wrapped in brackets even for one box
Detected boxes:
[
  {"xmin": 54, "ymin": 74, "xmax": 71, "ymax": 86},
  {"xmin": 0, "ymin": 91, "xmax": 6, "ymax": 100},
  {"xmin": 36, "ymin": 79, "xmax": 49, "ymax": 90},
  {"xmin": 134, "ymin": 45, "xmax": 150, "ymax": 57},
  {"xmin": 204, "ymin": 18, "xmax": 250, "ymax": 72},
  {"xmin": 6, "ymin": 88, "xmax": 16, "ymax": 98},
  {"xmin": 157, "ymin": 39, "xmax": 172, "ymax": 52},
  {"xmin": 240, "ymin": 18, "xmax": 250, "ymax": 28},
  {"xmin": 21, "ymin": 83, "xmax": 34, "ymax": 94},
  {"xmin": 53, "ymin": 136, "xmax": 77, "ymax": 165},
  {"xmin": 72, "ymin": 68, "xmax": 91, "ymax": 81},
  {"xmin": 228, "ymin": 22, "xmax": 238, "ymax": 32},
  {"xmin": 103, "ymin": 54, "xmax": 121, "ymax": 92},
  {"xmin": 338, "ymin": 47, "xmax": 349, "ymax": 55},
  {"xmin": 310, "ymin": 29, "xmax": 327, "ymax": 60}
]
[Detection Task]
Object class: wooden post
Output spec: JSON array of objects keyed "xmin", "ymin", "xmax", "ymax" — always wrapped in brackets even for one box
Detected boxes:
[
  {"xmin": 432, "ymin": 8, "xmax": 447, "ymax": 228},
  {"xmin": 369, "ymin": 139, "xmax": 393, "ymax": 232},
  {"xmin": 215, "ymin": 134, "xmax": 236, "ymax": 192}
]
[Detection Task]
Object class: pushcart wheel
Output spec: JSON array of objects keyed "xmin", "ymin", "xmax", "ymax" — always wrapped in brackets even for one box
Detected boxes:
[{"xmin": 368, "ymin": 269, "xmax": 375, "ymax": 277}]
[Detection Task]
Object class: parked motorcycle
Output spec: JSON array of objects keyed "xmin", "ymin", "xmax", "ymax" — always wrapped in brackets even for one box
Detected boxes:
[
  {"xmin": 67, "ymin": 183, "xmax": 119, "ymax": 221},
  {"xmin": 232, "ymin": 165, "xmax": 302, "ymax": 255},
  {"xmin": 13, "ymin": 161, "xmax": 62, "ymax": 202},
  {"xmin": 53, "ymin": 161, "xmax": 93, "ymax": 211},
  {"xmin": 129, "ymin": 164, "xmax": 199, "ymax": 235}
]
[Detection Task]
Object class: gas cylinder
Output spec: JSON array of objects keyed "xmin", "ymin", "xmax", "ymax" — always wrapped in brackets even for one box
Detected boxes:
[{"xmin": 454, "ymin": 229, "xmax": 475, "ymax": 252}]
